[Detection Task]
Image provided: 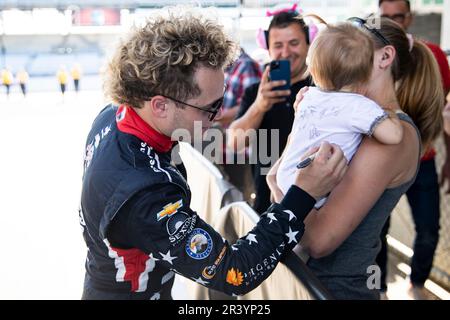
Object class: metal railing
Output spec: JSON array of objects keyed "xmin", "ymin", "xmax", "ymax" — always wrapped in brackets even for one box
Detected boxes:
[
  {"xmin": 234, "ymin": 199, "xmax": 334, "ymax": 300},
  {"xmin": 281, "ymin": 251, "xmax": 334, "ymax": 300},
  {"xmin": 181, "ymin": 142, "xmax": 332, "ymax": 299}
]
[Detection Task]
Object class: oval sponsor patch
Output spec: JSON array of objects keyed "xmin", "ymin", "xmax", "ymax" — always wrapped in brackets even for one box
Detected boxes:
[
  {"xmin": 166, "ymin": 212, "xmax": 189, "ymax": 236},
  {"xmin": 185, "ymin": 228, "xmax": 213, "ymax": 260}
]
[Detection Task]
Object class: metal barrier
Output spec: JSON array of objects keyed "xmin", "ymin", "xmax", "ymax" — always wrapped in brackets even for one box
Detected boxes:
[
  {"xmin": 225, "ymin": 201, "xmax": 333, "ymax": 300},
  {"xmin": 213, "ymin": 201, "xmax": 332, "ymax": 300},
  {"xmin": 281, "ymin": 251, "xmax": 334, "ymax": 300},
  {"xmin": 178, "ymin": 142, "xmax": 332, "ymax": 299}
]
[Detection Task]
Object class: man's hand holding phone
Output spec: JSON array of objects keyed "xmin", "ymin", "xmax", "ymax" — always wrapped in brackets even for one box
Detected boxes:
[{"xmin": 254, "ymin": 62, "xmax": 291, "ymax": 113}]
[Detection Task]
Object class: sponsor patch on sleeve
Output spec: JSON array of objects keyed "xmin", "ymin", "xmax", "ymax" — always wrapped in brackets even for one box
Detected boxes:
[
  {"xmin": 185, "ymin": 228, "xmax": 213, "ymax": 260},
  {"xmin": 167, "ymin": 213, "xmax": 197, "ymax": 246},
  {"xmin": 202, "ymin": 245, "xmax": 227, "ymax": 280},
  {"xmin": 156, "ymin": 199, "xmax": 183, "ymax": 221},
  {"xmin": 226, "ymin": 268, "xmax": 244, "ymax": 287}
]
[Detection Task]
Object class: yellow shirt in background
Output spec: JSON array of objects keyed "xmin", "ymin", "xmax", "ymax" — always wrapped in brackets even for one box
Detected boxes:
[
  {"xmin": 71, "ymin": 66, "xmax": 81, "ymax": 80},
  {"xmin": 57, "ymin": 70, "xmax": 68, "ymax": 84},
  {"xmin": 1, "ymin": 70, "xmax": 13, "ymax": 85}
]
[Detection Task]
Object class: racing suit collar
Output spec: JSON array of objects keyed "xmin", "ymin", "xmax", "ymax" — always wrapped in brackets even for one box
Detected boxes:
[{"xmin": 116, "ymin": 104, "xmax": 174, "ymax": 153}]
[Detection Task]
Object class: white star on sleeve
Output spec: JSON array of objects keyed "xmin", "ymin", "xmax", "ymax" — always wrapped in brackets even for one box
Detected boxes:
[
  {"xmin": 192, "ymin": 277, "xmax": 209, "ymax": 286},
  {"xmin": 267, "ymin": 212, "xmax": 278, "ymax": 224},
  {"xmin": 231, "ymin": 245, "xmax": 239, "ymax": 251},
  {"xmin": 284, "ymin": 209, "xmax": 296, "ymax": 221},
  {"xmin": 159, "ymin": 250, "xmax": 177, "ymax": 265},
  {"xmin": 285, "ymin": 227, "xmax": 299, "ymax": 244},
  {"xmin": 246, "ymin": 233, "xmax": 258, "ymax": 245}
]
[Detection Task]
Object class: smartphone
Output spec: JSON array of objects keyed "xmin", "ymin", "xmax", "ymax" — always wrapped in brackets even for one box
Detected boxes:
[{"xmin": 269, "ymin": 60, "xmax": 290, "ymax": 91}]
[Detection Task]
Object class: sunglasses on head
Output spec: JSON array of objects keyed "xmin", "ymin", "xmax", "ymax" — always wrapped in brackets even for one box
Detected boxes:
[{"xmin": 347, "ymin": 17, "xmax": 391, "ymax": 46}]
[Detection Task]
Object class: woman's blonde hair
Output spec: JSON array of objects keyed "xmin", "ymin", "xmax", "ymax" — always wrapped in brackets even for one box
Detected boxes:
[
  {"xmin": 308, "ymin": 23, "xmax": 374, "ymax": 91},
  {"xmin": 104, "ymin": 9, "xmax": 237, "ymax": 109},
  {"xmin": 369, "ymin": 18, "xmax": 444, "ymax": 149}
]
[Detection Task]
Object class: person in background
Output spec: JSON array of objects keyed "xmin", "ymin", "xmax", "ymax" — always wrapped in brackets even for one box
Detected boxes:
[
  {"xmin": 71, "ymin": 64, "xmax": 82, "ymax": 93},
  {"xmin": 444, "ymin": 92, "xmax": 450, "ymax": 135},
  {"xmin": 219, "ymin": 48, "xmax": 262, "ymax": 127},
  {"xmin": 57, "ymin": 66, "xmax": 68, "ymax": 96},
  {"xmin": 17, "ymin": 69, "xmax": 29, "ymax": 97},
  {"xmin": 215, "ymin": 48, "xmax": 262, "ymax": 202},
  {"xmin": 377, "ymin": 0, "xmax": 450, "ymax": 299},
  {"xmin": 228, "ymin": 9, "xmax": 313, "ymax": 215},
  {"xmin": 440, "ymin": 92, "xmax": 450, "ymax": 194},
  {"xmin": 1, "ymin": 68, "xmax": 13, "ymax": 98}
]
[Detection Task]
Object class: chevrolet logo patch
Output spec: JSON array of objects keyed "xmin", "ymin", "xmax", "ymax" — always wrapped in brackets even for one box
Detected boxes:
[{"xmin": 156, "ymin": 200, "xmax": 183, "ymax": 221}]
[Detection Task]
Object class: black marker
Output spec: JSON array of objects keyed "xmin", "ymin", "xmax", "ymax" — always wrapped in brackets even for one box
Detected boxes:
[{"xmin": 296, "ymin": 153, "xmax": 317, "ymax": 169}]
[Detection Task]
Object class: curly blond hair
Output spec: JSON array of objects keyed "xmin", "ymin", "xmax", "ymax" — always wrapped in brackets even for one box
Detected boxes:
[{"xmin": 104, "ymin": 8, "xmax": 237, "ymax": 109}]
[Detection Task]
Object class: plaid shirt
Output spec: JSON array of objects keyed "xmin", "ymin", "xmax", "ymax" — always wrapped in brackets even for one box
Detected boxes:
[{"xmin": 223, "ymin": 51, "xmax": 262, "ymax": 110}]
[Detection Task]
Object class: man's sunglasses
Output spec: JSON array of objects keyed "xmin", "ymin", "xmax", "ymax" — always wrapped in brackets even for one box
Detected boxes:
[
  {"xmin": 347, "ymin": 17, "xmax": 391, "ymax": 46},
  {"xmin": 161, "ymin": 94, "xmax": 224, "ymax": 121}
]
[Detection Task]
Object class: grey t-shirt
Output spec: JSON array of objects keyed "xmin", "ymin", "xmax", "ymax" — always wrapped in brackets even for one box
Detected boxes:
[{"xmin": 306, "ymin": 113, "xmax": 421, "ymax": 300}]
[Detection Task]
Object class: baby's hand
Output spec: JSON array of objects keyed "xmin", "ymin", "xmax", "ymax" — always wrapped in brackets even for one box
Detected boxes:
[
  {"xmin": 293, "ymin": 86, "xmax": 309, "ymax": 113},
  {"xmin": 372, "ymin": 110, "xmax": 404, "ymax": 145}
]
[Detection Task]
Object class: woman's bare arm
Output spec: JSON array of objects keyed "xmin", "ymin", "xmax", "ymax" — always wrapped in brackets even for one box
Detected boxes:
[{"xmin": 299, "ymin": 127, "xmax": 418, "ymax": 258}]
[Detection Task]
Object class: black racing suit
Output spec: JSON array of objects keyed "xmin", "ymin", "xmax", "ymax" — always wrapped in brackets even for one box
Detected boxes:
[{"xmin": 80, "ymin": 104, "xmax": 316, "ymax": 299}]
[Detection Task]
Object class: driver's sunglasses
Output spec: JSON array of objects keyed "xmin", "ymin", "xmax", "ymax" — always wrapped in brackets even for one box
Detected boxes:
[
  {"xmin": 347, "ymin": 17, "xmax": 391, "ymax": 46},
  {"xmin": 160, "ymin": 93, "xmax": 224, "ymax": 121}
]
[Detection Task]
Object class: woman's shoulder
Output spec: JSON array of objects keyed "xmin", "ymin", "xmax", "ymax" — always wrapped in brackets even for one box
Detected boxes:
[
  {"xmin": 397, "ymin": 112, "xmax": 421, "ymax": 149},
  {"xmin": 358, "ymin": 114, "xmax": 420, "ymax": 187}
]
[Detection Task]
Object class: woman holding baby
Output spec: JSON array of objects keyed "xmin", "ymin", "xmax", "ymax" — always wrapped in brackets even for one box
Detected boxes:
[{"xmin": 267, "ymin": 17, "xmax": 443, "ymax": 299}]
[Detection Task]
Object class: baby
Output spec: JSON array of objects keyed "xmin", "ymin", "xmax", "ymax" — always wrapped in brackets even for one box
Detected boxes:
[{"xmin": 276, "ymin": 22, "xmax": 403, "ymax": 208}]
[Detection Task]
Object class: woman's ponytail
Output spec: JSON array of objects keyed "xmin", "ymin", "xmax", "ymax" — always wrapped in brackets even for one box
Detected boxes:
[
  {"xmin": 371, "ymin": 18, "xmax": 444, "ymax": 150},
  {"xmin": 396, "ymin": 39, "xmax": 444, "ymax": 150}
]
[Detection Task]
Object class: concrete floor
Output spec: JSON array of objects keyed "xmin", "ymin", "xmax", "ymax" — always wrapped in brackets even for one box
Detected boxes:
[
  {"xmin": 0, "ymin": 90, "xmax": 106, "ymax": 299},
  {"xmin": 383, "ymin": 251, "xmax": 441, "ymax": 300}
]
